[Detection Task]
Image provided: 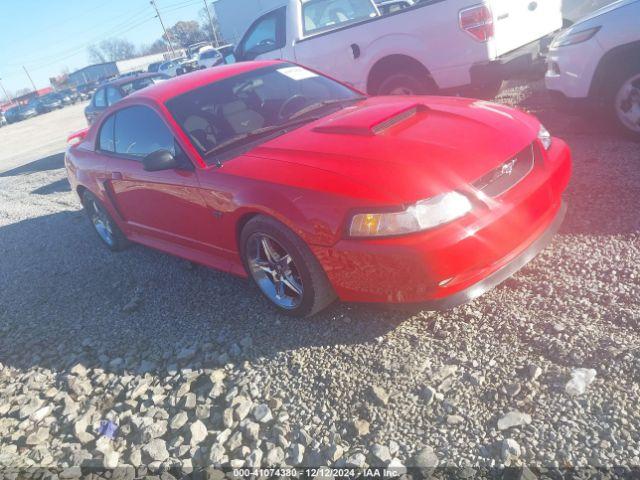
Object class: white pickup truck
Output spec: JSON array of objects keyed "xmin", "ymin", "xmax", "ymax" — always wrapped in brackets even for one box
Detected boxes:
[{"xmin": 233, "ymin": 0, "xmax": 564, "ymax": 97}]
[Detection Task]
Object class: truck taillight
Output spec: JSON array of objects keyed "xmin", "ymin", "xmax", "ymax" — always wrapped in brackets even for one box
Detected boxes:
[{"xmin": 459, "ymin": 4, "xmax": 494, "ymax": 42}]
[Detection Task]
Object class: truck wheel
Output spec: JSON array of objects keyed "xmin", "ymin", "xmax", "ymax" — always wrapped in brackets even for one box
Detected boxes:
[
  {"xmin": 609, "ymin": 63, "xmax": 640, "ymax": 140},
  {"xmin": 377, "ymin": 72, "xmax": 437, "ymax": 96}
]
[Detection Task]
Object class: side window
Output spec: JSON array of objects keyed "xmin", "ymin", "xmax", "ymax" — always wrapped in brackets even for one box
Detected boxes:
[
  {"xmin": 114, "ymin": 106, "xmax": 175, "ymax": 159},
  {"xmin": 93, "ymin": 88, "xmax": 107, "ymax": 108},
  {"xmin": 106, "ymin": 87, "xmax": 123, "ymax": 106},
  {"xmin": 98, "ymin": 114, "xmax": 116, "ymax": 152},
  {"xmin": 239, "ymin": 7, "xmax": 286, "ymax": 60}
]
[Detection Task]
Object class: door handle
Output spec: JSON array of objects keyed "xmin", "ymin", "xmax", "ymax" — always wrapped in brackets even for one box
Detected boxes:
[{"xmin": 111, "ymin": 172, "xmax": 123, "ymax": 180}]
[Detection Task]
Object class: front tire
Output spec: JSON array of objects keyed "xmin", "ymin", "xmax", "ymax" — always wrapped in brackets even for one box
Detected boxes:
[
  {"xmin": 240, "ymin": 216, "xmax": 336, "ymax": 317},
  {"xmin": 81, "ymin": 191, "xmax": 129, "ymax": 252},
  {"xmin": 609, "ymin": 63, "xmax": 640, "ymax": 141}
]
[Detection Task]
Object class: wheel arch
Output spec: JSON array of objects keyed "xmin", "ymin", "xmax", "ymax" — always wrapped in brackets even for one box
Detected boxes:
[
  {"xmin": 235, "ymin": 211, "xmax": 261, "ymax": 254},
  {"xmin": 589, "ymin": 40, "xmax": 640, "ymax": 98},
  {"xmin": 76, "ymin": 185, "xmax": 88, "ymax": 203},
  {"xmin": 366, "ymin": 54, "xmax": 433, "ymax": 95}
]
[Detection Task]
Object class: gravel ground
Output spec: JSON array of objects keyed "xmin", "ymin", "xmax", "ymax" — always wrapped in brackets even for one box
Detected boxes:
[{"xmin": 0, "ymin": 82, "xmax": 639, "ymax": 477}]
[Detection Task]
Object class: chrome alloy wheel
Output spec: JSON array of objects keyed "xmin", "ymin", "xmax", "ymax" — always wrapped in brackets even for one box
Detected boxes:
[
  {"xmin": 247, "ymin": 233, "xmax": 304, "ymax": 310},
  {"xmin": 615, "ymin": 73, "xmax": 640, "ymax": 134},
  {"xmin": 89, "ymin": 199, "xmax": 115, "ymax": 247}
]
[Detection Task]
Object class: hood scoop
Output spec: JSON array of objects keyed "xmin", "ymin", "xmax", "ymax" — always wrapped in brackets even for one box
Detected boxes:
[{"xmin": 313, "ymin": 103, "xmax": 428, "ymax": 136}]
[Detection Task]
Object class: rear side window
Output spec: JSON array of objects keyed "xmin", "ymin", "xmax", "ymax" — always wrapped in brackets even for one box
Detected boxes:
[
  {"xmin": 114, "ymin": 106, "xmax": 175, "ymax": 158},
  {"xmin": 302, "ymin": 0, "xmax": 378, "ymax": 35},
  {"xmin": 106, "ymin": 87, "xmax": 123, "ymax": 106},
  {"xmin": 93, "ymin": 88, "xmax": 107, "ymax": 108},
  {"xmin": 98, "ymin": 115, "xmax": 116, "ymax": 152}
]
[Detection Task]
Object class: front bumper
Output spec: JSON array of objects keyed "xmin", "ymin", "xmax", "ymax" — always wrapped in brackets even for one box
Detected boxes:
[
  {"xmin": 312, "ymin": 139, "xmax": 571, "ymax": 305},
  {"xmin": 544, "ymin": 40, "xmax": 603, "ymax": 99},
  {"xmin": 411, "ymin": 200, "xmax": 566, "ymax": 310}
]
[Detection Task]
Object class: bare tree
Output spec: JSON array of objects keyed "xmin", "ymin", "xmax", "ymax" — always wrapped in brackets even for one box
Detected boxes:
[
  {"xmin": 87, "ymin": 38, "xmax": 137, "ymax": 64},
  {"xmin": 164, "ymin": 21, "xmax": 208, "ymax": 49},
  {"xmin": 198, "ymin": 7, "xmax": 224, "ymax": 44},
  {"xmin": 88, "ymin": 45, "xmax": 107, "ymax": 64},
  {"xmin": 140, "ymin": 39, "xmax": 169, "ymax": 56}
]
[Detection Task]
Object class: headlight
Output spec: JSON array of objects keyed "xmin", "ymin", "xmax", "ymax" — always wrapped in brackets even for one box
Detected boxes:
[
  {"xmin": 551, "ymin": 26, "xmax": 600, "ymax": 48},
  {"xmin": 538, "ymin": 124, "xmax": 552, "ymax": 150},
  {"xmin": 349, "ymin": 192, "xmax": 472, "ymax": 238}
]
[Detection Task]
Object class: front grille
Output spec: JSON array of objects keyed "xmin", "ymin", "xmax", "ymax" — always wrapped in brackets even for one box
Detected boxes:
[{"xmin": 473, "ymin": 144, "xmax": 535, "ymax": 197}]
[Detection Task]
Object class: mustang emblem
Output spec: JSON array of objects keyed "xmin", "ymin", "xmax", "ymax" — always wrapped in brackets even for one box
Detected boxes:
[{"xmin": 501, "ymin": 158, "xmax": 517, "ymax": 177}]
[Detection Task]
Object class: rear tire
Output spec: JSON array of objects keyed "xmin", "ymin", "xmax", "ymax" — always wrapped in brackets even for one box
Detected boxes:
[
  {"xmin": 376, "ymin": 71, "xmax": 438, "ymax": 96},
  {"xmin": 81, "ymin": 191, "xmax": 129, "ymax": 252},
  {"xmin": 240, "ymin": 216, "xmax": 337, "ymax": 317},
  {"xmin": 608, "ymin": 62, "xmax": 640, "ymax": 141}
]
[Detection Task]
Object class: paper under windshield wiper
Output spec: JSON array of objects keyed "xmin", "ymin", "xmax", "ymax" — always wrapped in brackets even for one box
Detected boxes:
[
  {"xmin": 204, "ymin": 117, "xmax": 321, "ymax": 157},
  {"xmin": 288, "ymin": 97, "xmax": 366, "ymax": 120}
]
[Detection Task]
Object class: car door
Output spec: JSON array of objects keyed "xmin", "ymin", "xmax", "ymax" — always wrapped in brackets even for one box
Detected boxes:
[
  {"xmin": 97, "ymin": 105, "xmax": 218, "ymax": 254},
  {"xmin": 87, "ymin": 88, "xmax": 107, "ymax": 124},
  {"xmin": 236, "ymin": 7, "xmax": 287, "ymax": 61}
]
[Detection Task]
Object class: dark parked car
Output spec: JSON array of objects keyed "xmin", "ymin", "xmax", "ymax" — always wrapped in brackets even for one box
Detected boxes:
[
  {"xmin": 148, "ymin": 61, "xmax": 163, "ymax": 73},
  {"xmin": 5, "ymin": 104, "xmax": 38, "ymax": 123},
  {"xmin": 78, "ymin": 83, "xmax": 97, "ymax": 100},
  {"xmin": 58, "ymin": 89, "xmax": 80, "ymax": 104},
  {"xmin": 84, "ymin": 73, "xmax": 169, "ymax": 125},
  {"xmin": 33, "ymin": 93, "xmax": 64, "ymax": 113}
]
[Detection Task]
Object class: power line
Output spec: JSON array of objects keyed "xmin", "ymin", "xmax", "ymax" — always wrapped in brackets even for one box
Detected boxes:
[
  {"xmin": 5, "ymin": 8, "xmax": 153, "ymax": 68},
  {"xmin": 23, "ymin": 66, "xmax": 38, "ymax": 92},
  {"xmin": 26, "ymin": 17, "xmax": 158, "ymax": 72},
  {"xmin": 150, "ymin": 0, "xmax": 177, "ymax": 56},
  {"xmin": 202, "ymin": 0, "xmax": 220, "ymax": 47}
]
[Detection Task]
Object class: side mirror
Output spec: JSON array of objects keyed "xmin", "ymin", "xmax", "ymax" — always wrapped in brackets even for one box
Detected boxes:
[{"xmin": 143, "ymin": 149, "xmax": 179, "ymax": 172}]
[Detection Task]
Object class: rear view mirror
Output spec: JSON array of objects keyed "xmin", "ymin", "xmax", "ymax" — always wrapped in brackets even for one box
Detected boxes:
[{"xmin": 143, "ymin": 149, "xmax": 179, "ymax": 172}]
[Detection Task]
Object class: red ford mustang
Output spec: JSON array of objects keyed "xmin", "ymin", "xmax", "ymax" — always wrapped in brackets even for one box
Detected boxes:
[{"xmin": 66, "ymin": 61, "xmax": 571, "ymax": 317}]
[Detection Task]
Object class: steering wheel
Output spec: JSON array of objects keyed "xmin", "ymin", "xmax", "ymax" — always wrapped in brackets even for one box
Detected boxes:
[{"xmin": 278, "ymin": 95, "xmax": 307, "ymax": 120}]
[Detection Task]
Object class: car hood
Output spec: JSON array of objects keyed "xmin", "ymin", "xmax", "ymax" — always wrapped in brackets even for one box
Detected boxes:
[{"xmin": 243, "ymin": 96, "xmax": 540, "ymax": 204}]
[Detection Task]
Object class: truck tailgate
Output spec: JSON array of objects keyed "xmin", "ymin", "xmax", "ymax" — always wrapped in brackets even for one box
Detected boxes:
[{"xmin": 490, "ymin": 0, "xmax": 563, "ymax": 57}]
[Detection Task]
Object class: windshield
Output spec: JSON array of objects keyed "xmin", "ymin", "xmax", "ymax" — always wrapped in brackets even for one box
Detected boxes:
[
  {"xmin": 301, "ymin": 0, "xmax": 379, "ymax": 35},
  {"xmin": 166, "ymin": 64, "xmax": 363, "ymax": 164}
]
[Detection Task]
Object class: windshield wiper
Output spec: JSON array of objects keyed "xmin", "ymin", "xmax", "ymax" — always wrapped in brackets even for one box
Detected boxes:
[
  {"xmin": 288, "ymin": 96, "xmax": 366, "ymax": 120},
  {"xmin": 204, "ymin": 116, "xmax": 322, "ymax": 157}
]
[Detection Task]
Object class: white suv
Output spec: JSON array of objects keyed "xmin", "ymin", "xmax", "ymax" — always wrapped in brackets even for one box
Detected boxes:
[{"xmin": 545, "ymin": 0, "xmax": 640, "ymax": 139}]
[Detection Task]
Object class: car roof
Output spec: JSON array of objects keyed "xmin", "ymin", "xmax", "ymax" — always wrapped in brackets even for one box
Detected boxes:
[
  {"xmin": 103, "ymin": 72, "xmax": 166, "ymax": 88},
  {"xmin": 130, "ymin": 60, "xmax": 284, "ymax": 103}
]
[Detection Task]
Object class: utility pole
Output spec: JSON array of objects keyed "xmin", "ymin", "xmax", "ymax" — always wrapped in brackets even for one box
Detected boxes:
[
  {"xmin": 23, "ymin": 66, "xmax": 38, "ymax": 92},
  {"xmin": 203, "ymin": 0, "xmax": 220, "ymax": 48},
  {"xmin": 150, "ymin": 0, "xmax": 176, "ymax": 56},
  {"xmin": 0, "ymin": 77, "xmax": 12, "ymax": 104}
]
